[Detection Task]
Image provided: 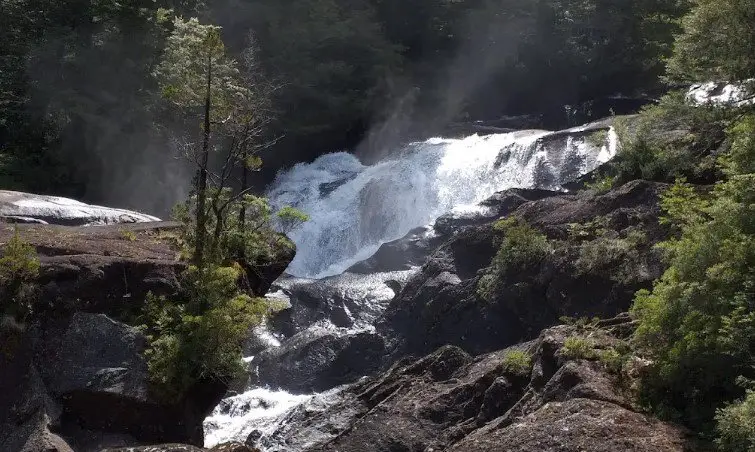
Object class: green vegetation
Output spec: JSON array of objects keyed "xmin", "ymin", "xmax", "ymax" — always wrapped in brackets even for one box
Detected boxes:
[
  {"xmin": 140, "ymin": 265, "xmax": 271, "ymax": 400},
  {"xmin": 575, "ymin": 230, "xmax": 646, "ymax": 285},
  {"xmin": 477, "ymin": 217, "xmax": 552, "ymax": 301},
  {"xmin": 0, "ymin": 230, "xmax": 40, "ymax": 322},
  {"xmin": 666, "ymin": 0, "xmax": 755, "ymax": 82},
  {"xmin": 0, "ymin": 0, "xmax": 688, "ymax": 197},
  {"xmin": 501, "ymin": 349, "xmax": 532, "ymax": 377},
  {"xmin": 134, "ymin": 17, "xmax": 308, "ymax": 400},
  {"xmin": 715, "ymin": 390, "xmax": 755, "ymax": 452},
  {"xmin": 630, "ymin": 112, "xmax": 755, "ymax": 431},
  {"xmin": 560, "ymin": 336, "xmax": 597, "ymax": 360},
  {"xmin": 120, "ymin": 229, "xmax": 138, "ymax": 242},
  {"xmin": 609, "ymin": 92, "xmax": 738, "ymax": 186}
]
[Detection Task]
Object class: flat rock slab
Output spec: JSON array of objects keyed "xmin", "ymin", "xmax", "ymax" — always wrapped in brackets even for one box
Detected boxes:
[{"xmin": 0, "ymin": 190, "xmax": 160, "ymax": 226}]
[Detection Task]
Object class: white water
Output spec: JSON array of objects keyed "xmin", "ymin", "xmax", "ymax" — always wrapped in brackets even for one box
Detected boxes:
[
  {"xmin": 268, "ymin": 126, "xmax": 617, "ymax": 278},
  {"xmin": 205, "ymin": 123, "xmax": 618, "ymax": 449}
]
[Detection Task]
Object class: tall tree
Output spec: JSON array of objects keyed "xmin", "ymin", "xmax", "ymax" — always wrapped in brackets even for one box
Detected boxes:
[
  {"xmin": 667, "ymin": 0, "xmax": 755, "ymax": 82},
  {"xmin": 155, "ymin": 16, "xmax": 251, "ymax": 265}
]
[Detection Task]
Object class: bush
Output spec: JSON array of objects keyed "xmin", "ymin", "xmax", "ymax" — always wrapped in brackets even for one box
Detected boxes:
[
  {"xmin": 610, "ymin": 92, "xmax": 739, "ymax": 186},
  {"xmin": 172, "ymin": 191, "xmax": 303, "ymax": 267},
  {"xmin": 477, "ymin": 218, "xmax": 551, "ymax": 301},
  {"xmin": 0, "ymin": 230, "xmax": 40, "ymax": 321},
  {"xmin": 575, "ymin": 233, "xmax": 645, "ymax": 285},
  {"xmin": 501, "ymin": 349, "xmax": 532, "ymax": 377},
  {"xmin": 715, "ymin": 390, "xmax": 755, "ymax": 452},
  {"xmin": 140, "ymin": 264, "xmax": 272, "ymax": 401},
  {"xmin": 560, "ymin": 336, "xmax": 596, "ymax": 360},
  {"xmin": 631, "ymin": 114, "xmax": 755, "ymax": 431},
  {"xmin": 598, "ymin": 348, "xmax": 627, "ymax": 375}
]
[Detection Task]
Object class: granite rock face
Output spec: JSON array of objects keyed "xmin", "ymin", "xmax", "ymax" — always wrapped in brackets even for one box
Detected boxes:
[
  {"xmin": 0, "ymin": 221, "xmax": 293, "ymax": 452},
  {"xmin": 0, "ymin": 190, "xmax": 160, "ymax": 226},
  {"xmin": 250, "ymin": 318, "xmax": 698, "ymax": 452}
]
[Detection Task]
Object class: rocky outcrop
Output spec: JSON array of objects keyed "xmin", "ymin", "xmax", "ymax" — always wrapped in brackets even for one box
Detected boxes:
[
  {"xmin": 254, "ymin": 329, "xmax": 386, "ymax": 393},
  {"xmin": 0, "ymin": 190, "xmax": 160, "ymax": 225},
  {"xmin": 0, "ymin": 221, "xmax": 293, "ymax": 452},
  {"xmin": 251, "ymin": 317, "xmax": 698, "ymax": 452},
  {"xmin": 381, "ymin": 180, "xmax": 668, "ymax": 358}
]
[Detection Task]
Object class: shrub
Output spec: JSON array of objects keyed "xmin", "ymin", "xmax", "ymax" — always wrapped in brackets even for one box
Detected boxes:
[
  {"xmin": 599, "ymin": 348, "xmax": 626, "ymax": 375},
  {"xmin": 715, "ymin": 390, "xmax": 755, "ymax": 452},
  {"xmin": 501, "ymin": 349, "xmax": 532, "ymax": 377},
  {"xmin": 609, "ymin": 92, "xmax": 738, "ymax": 186},
  {"xmin": 172, "ymin": 191, "xmax": 304, "ymax": 267},
  {"xmin": 561, "ymin": 336, "xmax": 596, "ymax": 360},
  {"xmin": 477, "ymin": 218, "xmax": 551, "ymax": 301},
  {"xmin": 631, "ymin": 114, "xmax": 755, "ymax": 430},
  {"xmin": 140, "ymin": 264, "xmax": 272, "ymax": 401},
  {"xmin": 585, "ymin": 174, "xmax": 616, "ymax": 194},
  {"xmin": 575, "ymin": 236, "xmax": 643, "ymax": 285},
  {"xmin": 0, "ymin": 230, "xmax": 40, "ymax": 321}
]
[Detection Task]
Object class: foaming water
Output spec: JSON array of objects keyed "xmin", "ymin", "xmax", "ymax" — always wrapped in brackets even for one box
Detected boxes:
[
  {"xmin": 204, "ymin": 388, "xmax": 314, "ymax": 447},
  {"xmin": 205, "ymin": 123, "xmax": 619, "ymax": 450},
  {"xmin": 268, "ymin": 127, "xmax": 617, "ymax": 278}
]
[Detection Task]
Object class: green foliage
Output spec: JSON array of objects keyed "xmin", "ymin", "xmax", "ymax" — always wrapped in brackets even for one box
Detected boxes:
[
  {"xmin": 477, "ymin": 218, "xmax": 552, "ymax": 301},
  {"xmin": 567, "ymin": 217, "xmax": 609, "ymax": 242},
  {"xmin": 561, "ymin": 336, "xmax": 597, "ymax": 360},
  {"xmin": 585, "ymin": 173, "xmax": 616, "ymax": 194},
  {"xmin": 667, "ymin": 0, "xmax": 755, "ymax": 82},
  {"xmin": 586, "ymin": 130, "xmax": 609, "ymax": 148},
  {"xmin": 173, "ymin": 190, "xmax": 301, "ymax": 266},
  {"xmin": 120, "ymin": 229, "xmax": 138, "ymax": 242},
  {"xmin": 598, "ymin": 347, "xmax": 629, "ymax": 375},
  {"xmin": 716, "ymin": 390, "xmax": 755, "ymax": 452},
  {"xmin": 0, "ymin": 230, "xmax": 40, "ymax": 321},
  {"xmin": 140, "ymin": 264, "xmax": 271, "ymax": 400},
  {"xmin": 575, "ymin": 231, "xmax": 646, "ymax": 285},
  {"xmin": 501, "ymin": 349, "xmax": 532, "ymax": 377},
  {"xmin": 631, "ymin": 114, "xmax": 755, "ymax": 431},
  {"xmin": 154, "ymin": 16, "xmax": 249, "ymax": 120},
  {"xmin": 610, "ymin": 92, "xmax": 738, "ymax": 186},
  {"xmin": 277, "ymin": 206, "xmax": 310, "ymax": 234}
]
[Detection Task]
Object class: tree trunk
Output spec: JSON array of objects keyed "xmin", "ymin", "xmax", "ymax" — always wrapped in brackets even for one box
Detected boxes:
[
  {"xmin": 239, "ymin": 165, "xmax": 248, "ymax": 228},
  {"xmin": 194, "ymin": 55, "xmax": 212, "ymax": 266}
]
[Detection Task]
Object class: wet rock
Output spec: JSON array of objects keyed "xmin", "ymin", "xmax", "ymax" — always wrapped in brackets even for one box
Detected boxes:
[
  {"xmin": 0, "ymin": 221, "xmax": 294, "ymax": 451},
  {"xmin": 381, "ymin": 180, "xmax": 668, "ymax": 358},
  {"xmin": 273, "ymin": 319, "xmax": 698, "ymax": 452},
  {"xmin": 254, "ymin": 330, "xmax": 386, "ymax": 393},
  {"xmin": 0, "ymin": 190, "xmax": 160, "ymax": 226}
]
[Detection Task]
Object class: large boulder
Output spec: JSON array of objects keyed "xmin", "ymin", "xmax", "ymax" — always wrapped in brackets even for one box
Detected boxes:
[
  {"xmin": 381, "ymin": 180, "xmax": 669, "ymax": 358},
  {"xmin": 253, "ymin": 328, "xmax": 386, "ymax": 393}
]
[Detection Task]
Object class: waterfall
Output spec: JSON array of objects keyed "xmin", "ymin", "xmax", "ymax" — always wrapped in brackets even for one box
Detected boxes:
[
  {"xmin": 268, "ymin": 126, "xmax": 617, "ymax": 278},
  {"xmin": 205, "ymin": 122, "xmax": 619, "ymax": 449}
]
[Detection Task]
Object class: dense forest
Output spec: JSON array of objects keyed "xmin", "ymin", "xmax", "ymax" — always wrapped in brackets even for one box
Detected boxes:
[
  {"xmin": 1, "ymin": 0, "xmax": 686, "ymax": 212},
  {"xmin": 1, "ymin": 0, "xmax": 755, "ymax": 450}
]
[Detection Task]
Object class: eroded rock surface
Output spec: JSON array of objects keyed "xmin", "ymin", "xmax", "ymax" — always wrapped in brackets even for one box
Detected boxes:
[
  {"xmin": 252, "ymin": 318, "xmax": 698, "ymax": 452},
  {"xmin": 0, "ymin": 190, "xmax": 160, "ymax": 226}
]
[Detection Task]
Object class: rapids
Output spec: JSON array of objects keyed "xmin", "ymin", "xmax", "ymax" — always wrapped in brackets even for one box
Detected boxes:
[{"xmin": 204, "ymin": 121, "xmax": 618, "ymax": 449}]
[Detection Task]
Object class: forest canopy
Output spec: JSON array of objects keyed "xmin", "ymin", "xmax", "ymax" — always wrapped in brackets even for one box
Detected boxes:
[{"xmin": 0, "ymin": 0, "xmax": 687, "ymax": 211}]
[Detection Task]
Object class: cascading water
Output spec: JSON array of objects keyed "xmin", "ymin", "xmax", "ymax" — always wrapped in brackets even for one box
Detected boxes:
[
  {"xmin": 268, "ymin": 126, "xmax": 617, "ymax": 278},
  {"xmin": 204, "ymin": 123, "xmax": 619, "ymax": 449}
]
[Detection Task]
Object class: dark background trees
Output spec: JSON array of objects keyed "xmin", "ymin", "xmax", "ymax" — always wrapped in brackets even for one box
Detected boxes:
[{"xmin": 1, "ymin": 0, "xmax": 687, "ymax": 213}]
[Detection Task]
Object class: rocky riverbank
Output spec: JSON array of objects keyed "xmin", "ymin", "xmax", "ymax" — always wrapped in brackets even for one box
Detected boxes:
[{"xmin": 0, "ymin": 217, "xmax": 292, "ymax": 452}]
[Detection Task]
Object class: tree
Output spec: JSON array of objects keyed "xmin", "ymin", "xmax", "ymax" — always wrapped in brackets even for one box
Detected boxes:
[
  {"xmin": 631, "ymin": 113, "xmax": 755, "ymax": 430},
  {"xmin": 154, "ymin": 16, "xmax": 252, "ymax": 265},
  {"xmin": 667, "ymin": 0, "xmax": 755, "ymax": 82}
]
